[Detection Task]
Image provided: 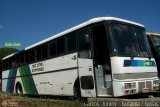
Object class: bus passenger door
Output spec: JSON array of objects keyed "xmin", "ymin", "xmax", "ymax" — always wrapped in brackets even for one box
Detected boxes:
[
  {"xmin": 92, "ymin": 24, "xmax": 112, "ymax": 96},
  {"xmin": 77, "ymin": 27, "xmax": 96, "ymax": 97}
]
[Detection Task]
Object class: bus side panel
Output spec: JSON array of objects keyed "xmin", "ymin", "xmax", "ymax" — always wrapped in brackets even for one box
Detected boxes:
[
  {"xmin": 2, "ymin": 79, "xmax": 7, "ymax": 92},
  {"xmin": 2, "ymin": 70, "xmax": 9, "ymax": 92},
  {"xmin": 17, "ymin": 52, "xmax": 78, "ymax": 96},
  {"xmin": 32, "ymin": 69, "xmax": 77, "ymax": 95},
  {"xmin": 33, "ymin": 53, "xmax": 78, "ymax": 96},
  {"xmin": 2, "ymin": 69, "xmax": 16, "ymax": 93},
  {"xmin": 17, "ymin": 66, "xmax": 38, "ymax": 95}
]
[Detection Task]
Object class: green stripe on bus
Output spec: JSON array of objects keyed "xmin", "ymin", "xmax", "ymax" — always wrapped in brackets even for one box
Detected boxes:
[{"xmin": 19, "ymin": 66, "xmax": 38, "ymax": 94}]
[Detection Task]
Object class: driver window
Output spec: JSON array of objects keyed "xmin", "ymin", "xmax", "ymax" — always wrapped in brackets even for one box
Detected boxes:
[{"xmin": 78, "ymin": 27, "xmax": 91, "ymax": 59}]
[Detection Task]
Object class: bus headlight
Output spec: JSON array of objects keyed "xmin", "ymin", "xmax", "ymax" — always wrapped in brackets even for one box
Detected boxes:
[
  {"xmin": 125, "ymin": 83, "xmax": 129, "ymax": 89},
  {"xmin": 124, "ymin": 83, "xmax": 136, "ymax": 95},
  {"xmin": 125, "ymin": 83, "xmax": 136, "ymax": 89},
  {"xmin": 153, "ymin": 80, "xmax": 159, "ymax": 86}
]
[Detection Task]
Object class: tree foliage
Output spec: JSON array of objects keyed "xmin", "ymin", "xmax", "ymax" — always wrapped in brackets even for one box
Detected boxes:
[{"xmin": 0, "ymin": 48, "xmax": 19, "ymax": 60}]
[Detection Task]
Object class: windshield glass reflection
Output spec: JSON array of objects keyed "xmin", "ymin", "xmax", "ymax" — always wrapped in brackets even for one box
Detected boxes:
[{"xmin": 109, "ymin": 23, "xmax": 152, "ymax": 57}]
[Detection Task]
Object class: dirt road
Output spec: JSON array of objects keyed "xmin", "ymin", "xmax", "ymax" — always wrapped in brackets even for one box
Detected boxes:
[{"xmin": 0, "ymin": 93, "xmax": 160, "ymax": 107}]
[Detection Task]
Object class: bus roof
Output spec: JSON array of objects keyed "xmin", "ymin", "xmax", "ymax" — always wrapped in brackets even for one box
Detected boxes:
[
  {"xmin": 146, "ymin": 32, "xmax": 160, "ymax": 37},
  {"xmin": 3, "ymin": 17, "xmax": 144, "ymax": 60}
]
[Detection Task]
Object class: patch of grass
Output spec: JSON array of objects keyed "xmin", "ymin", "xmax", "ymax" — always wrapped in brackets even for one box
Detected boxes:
[{"xmin": 0, "ymin": 94, "xmax": 83, "ymax": 107}]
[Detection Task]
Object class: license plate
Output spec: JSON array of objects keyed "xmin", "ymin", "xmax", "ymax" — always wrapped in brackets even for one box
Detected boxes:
[{"xmin": 142, "ymin": 88, "xmax": 150, "ymax": 93}]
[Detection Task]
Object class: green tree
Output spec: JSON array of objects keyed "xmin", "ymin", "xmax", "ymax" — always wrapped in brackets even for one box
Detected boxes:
[{"xmin": 0, "ymin": 47, "xmax": 19, "ymax": 60}]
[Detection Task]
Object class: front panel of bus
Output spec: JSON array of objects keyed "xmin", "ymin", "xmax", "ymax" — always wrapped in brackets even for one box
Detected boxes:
[{"xmin": 107, "ymin": 22, "xmax": 159, "ymax": 96}]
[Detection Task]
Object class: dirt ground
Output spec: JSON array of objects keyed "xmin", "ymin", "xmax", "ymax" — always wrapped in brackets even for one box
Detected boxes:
[{"xmin": 0, "ymin": 93, "xmax": 160, "ymax": 107}]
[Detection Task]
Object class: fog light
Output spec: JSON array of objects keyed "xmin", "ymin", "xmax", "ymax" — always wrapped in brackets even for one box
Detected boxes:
[
  {"xmin": 125, "ymin": 83, "xmax": 130, "ymax": 89},
  {"xmin": 153, "ymin": 80, "xmax": 159, "ymax": 86},
  {"xmin": 131, "ymin": 83, "xmax": 136, "ymax": 88},
  {"xmin": 125, "ymin": 83, "xmax": 136, "ymax": 89}
]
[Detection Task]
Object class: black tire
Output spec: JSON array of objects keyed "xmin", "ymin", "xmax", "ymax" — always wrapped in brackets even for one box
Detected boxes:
[
  {"xmin": 16, "ymin": 83, "xmax": 23, "ymax": 96},
  {"xmin": 74, "ymin": 80, "xmax": 81, "ymax": 99}
]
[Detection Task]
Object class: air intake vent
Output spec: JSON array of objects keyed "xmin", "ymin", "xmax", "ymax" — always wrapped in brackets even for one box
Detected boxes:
[{"xmin": 138, "ymin": 82, "xmax": 145, "ymax": 92}]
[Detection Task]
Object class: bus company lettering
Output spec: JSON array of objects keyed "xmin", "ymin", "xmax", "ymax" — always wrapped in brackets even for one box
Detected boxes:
[
  {"xmin": 5, "ymin": 42, "xmax": 21, "ymax": 47},
  {"xmin": 32, "ymin": 62, "xmax": 44, "ymax": 72}
]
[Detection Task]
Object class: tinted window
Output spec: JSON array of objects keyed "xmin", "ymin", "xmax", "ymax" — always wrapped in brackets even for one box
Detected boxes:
[
  {"xmin": 50, "ymin": 42, "xmax": 57, "ymax": 57},
  {"xmin": 109, "ymin": 23, "xmax": 151, "ymax": 57},
  {"xmin": 42, "ymin": 44, "xmax": 48, "ymax": 59},
  {"xmin": 80, "ymin": 76, "xmax": 94, "ymax": 89},
  {"xmin": 17, "ymin": 52, "xmax": 25, "ymax": 66},
  {"xmin": 78, "ymin": 28, "xmax": 91, "ymax": 51},
  {"xmin": 12, "ymin": 56, "xmax": 17, "ymax": 67},
  {"xmin": 3, "ymin": 59, "xmax": 8, "ymax": 70},
  {"xmin": 8, "ymin": 58, "xmax": 12, "ymax": 69},
  {"xmin": 109, "ymin": 24, "xmax": 134, "ymax": 56},
  {"xmin": 30, "ymin": 49, "xmax": 35, "ymax": 62},
  {"xmin": 36, "ymin": 47, "xmax": 42, "ymax": 61},
  {"xmin": 25, "ymin": 51, "xmax": 29, "ymax": 63},
  {"xmin": 134, "ymin": 28, "xmax": 152, "ymax": 57},
  {"xmin": 67, "ymin": 32, "xmax": 77, "ymax": 52},
  {"xmin": 57, "ymin": 38, "xmax": 65, "ymax": 54},
  {"xmin": 0, "ymin": 60, "xmax": 2, "ymax": 73}
]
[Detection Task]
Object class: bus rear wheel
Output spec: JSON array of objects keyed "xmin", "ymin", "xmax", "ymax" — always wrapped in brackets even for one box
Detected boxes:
[{"xmin": 16, "ymin": 83, "xmax": 23, "ymax": 96}]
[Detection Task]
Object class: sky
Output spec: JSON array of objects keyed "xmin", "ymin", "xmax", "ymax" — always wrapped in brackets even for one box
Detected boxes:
[{"xmin": 0, "ymin": 0, "xmax": 160, "ymax": 50}]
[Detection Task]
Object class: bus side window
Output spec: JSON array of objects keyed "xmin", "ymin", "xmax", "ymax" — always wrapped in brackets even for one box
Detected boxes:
[
  {"xmin": 12, "ymin": 56, "xmax": 17, "ymax": 67},
  {"xmin": 8, "ymin": 58, "xmax": 12, "ymax": 69},
  {"xmin": 57, "ymin": 38, "xmax": 65, "ymax": 55},
  {"xmin": 3, "ymin": 59, "xmax": 8, "ymax": 70},
  {"xmin": 42, "ymin": 44, "xmax": 48, "ymax": 59},
  {"xmin": 29, "ymin": 49, "xmax": 36, "ymax": 62},
  {"xmin": 0, "ymin": 60, "xmax": 1, "ymax": 67},
  {"xmin": 78, "ymin": 28, "xmax": 91, "ymax": 59},
  {"xmin": 17, "ymin": 52, "xmax": 25, "ymax": 66},
  {"xmin": 49, "ymin": 42, "xmax": 57, "ymax": 57},
  {"xmin": 0, "ymin": 60, "xmax": 1, "ymax": 70},
  {"xmin": 67, "ymin": 32, "xmax": 77, "ymax": 52},
  {"xmin": 36, "ymin": 46, "xmax": 42, "ymax": 61},
  {"xmin": 25, "ymin": 51, "xmax": 29, "ymax": 64}
]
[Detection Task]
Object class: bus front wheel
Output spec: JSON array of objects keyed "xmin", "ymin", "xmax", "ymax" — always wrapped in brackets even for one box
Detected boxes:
[{"xmin": 74, "ymin": 79, "xmax": 81, "ymax": 99}]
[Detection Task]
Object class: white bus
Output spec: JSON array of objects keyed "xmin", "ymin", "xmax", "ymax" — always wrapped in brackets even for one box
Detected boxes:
[{"xmin": 2, "ymin": 17, "xmax": 159, "ymax": 97}]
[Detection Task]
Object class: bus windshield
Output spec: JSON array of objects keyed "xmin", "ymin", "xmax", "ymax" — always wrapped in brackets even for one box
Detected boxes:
[{"xmin": 109, "ymin": 23, "xmax": 152, "ymax": 57}]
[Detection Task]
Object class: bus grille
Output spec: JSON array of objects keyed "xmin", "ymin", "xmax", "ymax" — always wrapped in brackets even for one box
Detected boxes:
[
  {"xmin": 138, "ymin": 82, "xmax": 145, "ymax": 92},
  {"xmin": 146, "ymin": 81, "xmax": 152, "ymax": 90}
]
